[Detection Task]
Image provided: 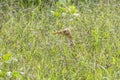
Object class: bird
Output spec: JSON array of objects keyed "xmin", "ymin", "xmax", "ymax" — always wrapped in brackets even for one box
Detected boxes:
[{"xmin": 53, "ymin": 28, "xmax": 75, "ymax": 48}]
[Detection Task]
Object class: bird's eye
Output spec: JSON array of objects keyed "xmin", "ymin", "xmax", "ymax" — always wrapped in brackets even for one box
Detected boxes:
[{"xmin": 63, "ymin": 30, "xmax": 66, "ymax": 33}]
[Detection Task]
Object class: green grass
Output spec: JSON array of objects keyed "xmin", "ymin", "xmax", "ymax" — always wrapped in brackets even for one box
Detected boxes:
[{"xmin": 0, "ymin": 0, "xmax": 120, "ymax": 80}]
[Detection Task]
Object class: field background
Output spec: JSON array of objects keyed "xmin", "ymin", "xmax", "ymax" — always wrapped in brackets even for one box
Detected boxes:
[{"xmin": 0, "ymin": 0, "xmax": 120, "ymax": 80}]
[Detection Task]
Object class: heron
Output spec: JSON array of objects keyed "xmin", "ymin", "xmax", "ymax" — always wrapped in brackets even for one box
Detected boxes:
[{"xmin": 53, "ymin": 28, "xmax": 75, "ymax": 48}]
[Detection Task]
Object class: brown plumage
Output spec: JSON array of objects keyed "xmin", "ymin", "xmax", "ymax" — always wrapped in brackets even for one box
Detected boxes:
[{"xmin": 53, "ymin": 28, "xmax": 75, "ymax": 48}]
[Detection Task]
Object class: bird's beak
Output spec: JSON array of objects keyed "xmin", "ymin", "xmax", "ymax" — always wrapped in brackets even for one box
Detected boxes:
[{"xmin": 53, "ymin": 31, "xmax": 63, "ymax": 34}]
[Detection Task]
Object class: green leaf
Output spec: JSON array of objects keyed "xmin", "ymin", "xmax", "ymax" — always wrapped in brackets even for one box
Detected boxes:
[
  {"xmin": 2, "ymin": 53, "xmax": 12, "ymax": 62},
  {"xmin": 54, "ymin": 11, "xmax": 61, "ymax": 17},
  {"xmin": 0, "ymin": 70, "xmax": 6, "ymax": 77},
  {"xmin": 12, "ymin": 71, "xmax": 22, "ymax": 78},
  {"xmin": 68, "ymin": 5, "xmax": 78, "ymax": 14}
]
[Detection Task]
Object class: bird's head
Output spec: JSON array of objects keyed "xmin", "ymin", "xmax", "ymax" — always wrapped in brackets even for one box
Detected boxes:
[{"xmin": 53, "ymin": 28, "xmax": 71, "ymax": 36}]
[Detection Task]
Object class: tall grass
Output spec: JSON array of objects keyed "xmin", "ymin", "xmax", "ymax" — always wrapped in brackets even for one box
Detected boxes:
[{"xmin": 0, "ymin": 0, "xmax": 120, "ymax": 80}]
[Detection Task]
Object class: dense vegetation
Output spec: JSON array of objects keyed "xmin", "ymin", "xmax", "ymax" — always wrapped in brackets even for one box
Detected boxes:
[{"xmin": 0, "ymin": 0, "xmax": 120, "ymax": 80}]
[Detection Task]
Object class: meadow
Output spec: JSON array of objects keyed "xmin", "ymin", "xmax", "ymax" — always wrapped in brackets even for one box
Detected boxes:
[{"xmin": 0, "ymin": 0, "xmax": 120, "ymax": 80}]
